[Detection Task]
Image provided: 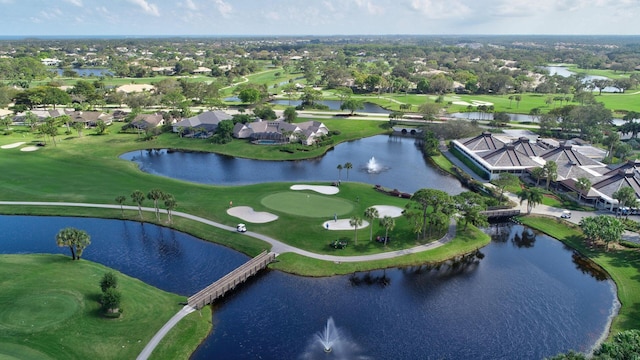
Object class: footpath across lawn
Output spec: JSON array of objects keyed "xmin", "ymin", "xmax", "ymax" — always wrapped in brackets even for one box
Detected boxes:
[{"xmin": 0, "ymin": 254, "xmax": 211, "ymax": 360}]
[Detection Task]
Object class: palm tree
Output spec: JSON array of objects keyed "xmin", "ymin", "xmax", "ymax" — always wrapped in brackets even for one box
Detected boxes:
[
  {"xmin": 518, "ymin": 187, "xmax": 544, "ymax": 214},
  {"xmin": 364, "ymin": 207, "xmax": 379, "ymax": 242},
  {"xmin": 147, "ymin": 188, "xmax": 164, "ymax": 221},
  {"xmin": 379, "ymin": 216, "xmax": 395, "ymax": 246},
  {"xmin": 115, "ymin": 195, "xmax": 126, "ymax": 218},
  {"xmin": 349, "ymin": 215, "xmax": 363, "ymax": 245},
  {"xmin": 575, "ymin": 177, "xmax": 591, "ymax": 202},
  {"xmin": 530, "ymin": 167, "xmax": 545, "ymax": 186},
  {"xmin": 344, "ymin": 162, "xmax": 353, "ymax": 181},
  {"xmin": 336, "ymin": 164, "xmax": 343, "ymax": 182},
  {"xmin": 55, "ymin": 227, "xmax": 91, "ymax": 260},
  {"xmin": 163, "ymin": 193, "xmax": 177, "ymax": 223},
  {"xmin": 543, "ymin": 161, "xmax": 558, "ymax": 190},
  {"xmin": 131, "ymin": 190, "xmax": 145, "ymax": 219}
]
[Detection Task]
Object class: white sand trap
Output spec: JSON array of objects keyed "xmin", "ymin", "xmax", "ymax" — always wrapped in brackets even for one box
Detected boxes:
[
  {"xmin": 20, "ymin": 146, "xmax": 40, "ymax": 152},
  {"xmin": 322, "ymin": 219, "xmax": 369, "ymax": 231},
  {"xmin": 117, "ymin": 84, "xmax": 155, "ymax": 93},
  {"xmin": 290, "ymin": 184, "xmax": 339, "ymax": 195},
  {"xmin": 1, "ymin": 142, "xmax": 26, "ymax": 149},
  {"xmin": 452, "ymin": 101, "xmax": 472, "ymax": 106},
  {"xmin": 227, "ymin": 206, "xmax": 278, "ymax": 224},
  {"xmin": 372, "ymin": 205, "xmax": 404, "ymax": 218}
]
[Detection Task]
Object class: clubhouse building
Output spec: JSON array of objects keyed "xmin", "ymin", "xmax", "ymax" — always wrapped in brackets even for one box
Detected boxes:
[{"xmin": 452, "ymin": 131, "xmax": 638, "ymax": 209}]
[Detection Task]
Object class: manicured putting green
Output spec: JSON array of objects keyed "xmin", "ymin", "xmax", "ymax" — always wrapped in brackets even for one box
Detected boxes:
[
  {"xmin": 0, "ymin": 290, "xmax": 82, "ymax": 332},
  {"xmin": 261, "ymin": 191, "xmax": 353, "ymax": 218}
]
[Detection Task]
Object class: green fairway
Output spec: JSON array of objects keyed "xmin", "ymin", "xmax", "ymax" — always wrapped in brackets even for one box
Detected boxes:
[
  {"xmin": 261, "ymin": 191, "xmax": 354, "ymax": 218},
  {"xmin": 0, "ymin": 254, "xmax": 211, "ymax": 360}
]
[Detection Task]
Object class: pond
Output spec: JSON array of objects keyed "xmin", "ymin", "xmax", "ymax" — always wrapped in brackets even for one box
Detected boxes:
[
  {"xmin": 1, "ymin": 216, "xmax": 617, "ymax": 359},
  {"xmin": 543, "ymin": 66, "xmax": 618, "ymax": 93},
  {"xmin": 120, "ymin": 135, "xmax": 463, "ymax": 194},
  {"xmin": 55, "ymin": 68, "xmax": 113, "ymax": 77},
  {"xmin": 222, "ymin": 98, "xmax": 391, "ymax": 114},
  {"xmin": 270, "ymin": 99, "xmax": 392, "ymax": 114}
]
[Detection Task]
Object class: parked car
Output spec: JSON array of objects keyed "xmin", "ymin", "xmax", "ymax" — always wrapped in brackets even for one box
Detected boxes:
[
  {"xmin": 236, "ymin": 223, "xmax": 247, "ymax": 232},
  {"xmin": 560, "ymin": 210, "xmax": 571, "ymax": 219}
]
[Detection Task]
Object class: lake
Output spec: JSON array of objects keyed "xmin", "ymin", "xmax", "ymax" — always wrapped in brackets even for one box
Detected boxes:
[
  {"xmin": 543, "ymin": 66, "xmax": 618, "ymax": 93},
  {"xmin": 55, "ymin": 68, "xmax": 113, "ymax": 77},
  {"xmin": 0, "ymin": 216, "xmax": 617, "ymax": 359},
  {"xmin": 120, "ymin": 135, "xmax": 463, "ymax": 194}
]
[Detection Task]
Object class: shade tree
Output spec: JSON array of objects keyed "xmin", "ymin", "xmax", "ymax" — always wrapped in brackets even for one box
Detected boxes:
[{"xmin": 55, "ymin": 227, "xmax": 91, "ymax": 260}]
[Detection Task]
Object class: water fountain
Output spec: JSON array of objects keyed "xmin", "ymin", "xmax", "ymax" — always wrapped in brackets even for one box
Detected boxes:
[
  {"xmin": 365, "ymin": 156, "xmax": 383, "ymax": 174},
  {"xmin": 317, "ymin": 318, "xmax": 340, "ymax": 353}
]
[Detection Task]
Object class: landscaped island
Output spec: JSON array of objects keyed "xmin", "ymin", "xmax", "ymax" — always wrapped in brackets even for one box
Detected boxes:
[{"xmin": 0, "ymin": 254, "xmax": 210, "ymax": 360}]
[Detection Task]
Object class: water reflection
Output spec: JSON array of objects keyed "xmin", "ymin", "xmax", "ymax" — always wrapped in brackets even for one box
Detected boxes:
[{"xmin": 0, "ymin": 216, "xmax": 617, "ymax": 359}]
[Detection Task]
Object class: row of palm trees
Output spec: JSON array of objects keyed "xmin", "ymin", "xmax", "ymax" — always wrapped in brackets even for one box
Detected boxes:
[
  {"xmin": 336, "ymin": 162, "xmax": 353, "ymax": 182},
  {"xmin": 114, "ymin": 189, "xmax": 177, "ymax": 223},
  {"xmin": 348, "ymin": 207, "xmax": 396, "ymax": 246}
]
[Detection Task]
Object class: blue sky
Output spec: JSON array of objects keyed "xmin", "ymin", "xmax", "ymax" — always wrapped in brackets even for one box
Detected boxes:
[{"xmin": 1, "ymin": 0, "xmax": 639, "ymax": 36}]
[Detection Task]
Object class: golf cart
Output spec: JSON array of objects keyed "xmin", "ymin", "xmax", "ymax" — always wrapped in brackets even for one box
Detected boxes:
[{"xmin": 236, "ymin": 223, "xmax": 247, "ymax": 232}]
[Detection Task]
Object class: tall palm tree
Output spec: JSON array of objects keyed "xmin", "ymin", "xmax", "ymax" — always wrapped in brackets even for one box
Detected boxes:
[
  {"xmin": 131, "ymin": 190, "xmax": 145, "ymax": 219},
  {"xmin": 364, "ymin": 207, "xmax": 379, "ymax": 242},
  {"xmin": 336, "ymin": 164, "xmax": 343, "ymax": 182},
  {"xmin": 379, "ymin": 216, "xmax": 395, "ymax": 246},
  {"xmin": 575, "ymin": 177, "xmax": 591, "ymax": 202},
  {"xmin": 147, "ymin": 188, "xmax": 164, "ymax": 221},
  {"xmin": 115, "ymin": 195, "xmax": 126, "ymax": 218},
  {"xmin": 518, "ymin": 187, "xmax": 544, "ymax": 214},
  {"xmin": 349, "ymin": 215, "xmax": 363, "ymax": 245},
  {"xmin": 344, "ymin": 162, "xmax": 353, "ymax": 181},
  {"xmin": 543, "ymin": 161, "xmax": 558, "ymax": 190},
  {"xmin": 163, "ymin": 193, "xmax": 177, "ymax": 223}
]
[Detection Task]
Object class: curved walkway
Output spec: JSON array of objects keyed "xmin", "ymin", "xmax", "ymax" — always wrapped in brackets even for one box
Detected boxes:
[{"xmin": 0, "ymin": 201, "xmax": 456, "ymax": 261}]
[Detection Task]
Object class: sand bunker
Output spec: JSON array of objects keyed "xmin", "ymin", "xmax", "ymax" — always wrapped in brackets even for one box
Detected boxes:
[
  {"xmin": 290, "ymin": 184, "xmax": 339, "ymax": 195},
  {"xmin": 20, "ymin": 146, "xmax": 40, "ymax": 152},
  {"xmin": 227, "ymin": 206, "xmax": 278, "ymax": 224},
  {"xmin": 117, "ymin": 84, "xmax": 155, "ymax": 93},
  {"xmin": 1, "ymin": 142, "xmax": 26, "ymax": 149},
  {"xmin": 372, "ymin": 205, "xmax": 404, "ymax": 218},
  {"xmin": 322, "ymin": 219, "xmax": 369, "ymax": 231}
]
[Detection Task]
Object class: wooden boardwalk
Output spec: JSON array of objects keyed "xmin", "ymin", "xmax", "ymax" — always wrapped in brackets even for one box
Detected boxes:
[
  {"xmin": 481, "ymin": 209, "xmax": 521, "ymax": 218},
  {"xmin": 187, "ymin": 250, "xmax": 276, "ymax": 310}
]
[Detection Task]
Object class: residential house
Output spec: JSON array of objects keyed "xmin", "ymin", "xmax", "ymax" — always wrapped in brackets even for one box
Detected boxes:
[
  {"xmin": 172, "ymin": 110, "xmax": 232, "ymax": 138},
  {"xmin": 130, "ymin": 113, "xmax": 165, "ymax": 130},
  {"xmin": 233, "ymin": 119, "xmax": 329, "ymax": 145}
]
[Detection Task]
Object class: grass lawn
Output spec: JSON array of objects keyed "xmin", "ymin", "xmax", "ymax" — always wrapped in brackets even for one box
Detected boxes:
[
  {"xmin": 0, "ymin": 254, "xmax": 211, "ymax": 360},
  {"xmin": 518, "ymin": 215, "xmax": 640, "ymax": 335},
  {"xmin": 270, "ymin": 224, "xmax": 490, "ymax": 276},
  {"xmin": 261, "ymin": 191, "xmax": 354, "ymax": 217},
  {"xmin": 0, "ymin": 121, "xmax": 464, "ymax": 266}
]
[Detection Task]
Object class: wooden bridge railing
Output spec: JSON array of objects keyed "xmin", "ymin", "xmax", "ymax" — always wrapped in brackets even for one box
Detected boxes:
[{"xmin": 187, "ymin": 250, "xmax": 275, "ymax": 310}]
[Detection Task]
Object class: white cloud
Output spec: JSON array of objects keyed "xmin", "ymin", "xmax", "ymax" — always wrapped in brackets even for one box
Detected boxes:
[
  {"xmin": 64, "ymin": 0, "xmax": 83, "ymax": 7},
  {"xmin": 181, "ymin": 0, "xmax": 197, "ymax": 11},
  {"xmin": 38, "ymin": 8, "xmax": 64, "ymax": 20},
  {"xmin": 265, "ymin": 11, "xmax": 280, "ymax": 21},
  {"xmin": 490, "ymin": 0, "xmax": 550, "ymax": 17},
  {"xmin": 409, "ymin": 0, "xmax": 471, "ymax": 19},
  {"xmin": 354, "ymin": 0, "xmax": 385, "ymax": 15},
  {"xmin": 127, "ymin": 0, "xmax": 160, "ymax": 16},
  {"xmin": 214, "ymin": 0, "xmax": 232, "ymax": 18},
  {"xmin": 0, "ymin": 0, "xmax": 15, "ymax": 4}
]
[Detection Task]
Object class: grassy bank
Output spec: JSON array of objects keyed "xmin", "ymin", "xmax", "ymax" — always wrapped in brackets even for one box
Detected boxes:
[
  {"xmin": 0, "ymin": 254, "xmax": 211, "ymax": 360},
  {"xmin": 518, "ymin": 215, "xmax": 640, "ymax": 335},
  {"xmin": 270, "ymin": 225, "xmax": 490, "ymax": 276}
]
